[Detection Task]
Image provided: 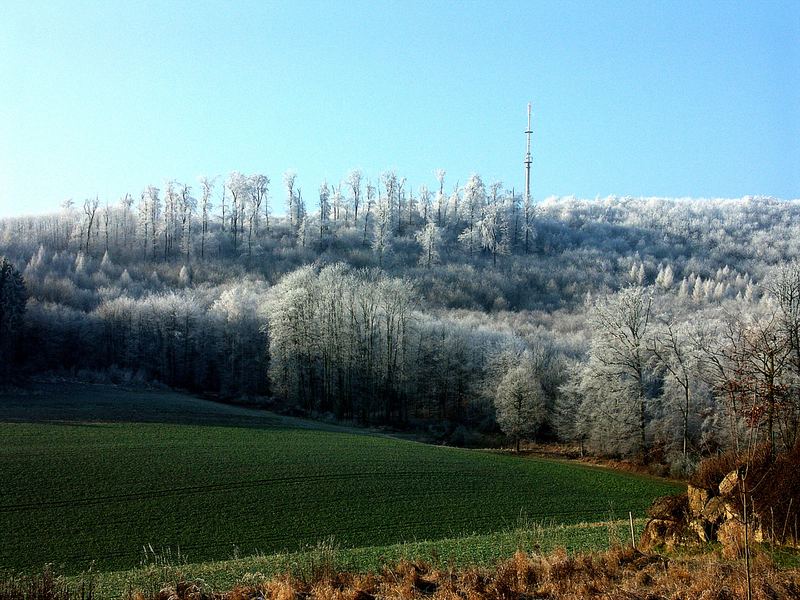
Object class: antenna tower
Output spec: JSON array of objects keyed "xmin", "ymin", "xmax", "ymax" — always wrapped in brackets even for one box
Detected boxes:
[{"xmin": 524, "ymin": 102, "xmax": 532, "ymax": 205}]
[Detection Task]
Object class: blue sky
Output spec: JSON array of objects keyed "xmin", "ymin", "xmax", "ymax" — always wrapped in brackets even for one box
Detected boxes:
[{"xmin": 0, "ymin": 0, "xmax": 798, "ymax": 217}]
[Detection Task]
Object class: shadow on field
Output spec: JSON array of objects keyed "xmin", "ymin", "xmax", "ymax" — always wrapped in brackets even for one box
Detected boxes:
[{"xmin": 0, "ymin": 382, "xmax": 347, "ymax": 433}]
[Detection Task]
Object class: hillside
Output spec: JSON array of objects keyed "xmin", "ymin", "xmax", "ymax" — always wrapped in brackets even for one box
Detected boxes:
[{"xmin": 3, "ymin": 195, "xmax": 800, "ymax": 471}]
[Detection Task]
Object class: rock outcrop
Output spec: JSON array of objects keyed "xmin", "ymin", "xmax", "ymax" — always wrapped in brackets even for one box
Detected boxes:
[{"xmin": 642, "ymin": 468, "xmax": 771, "ymax": 552}]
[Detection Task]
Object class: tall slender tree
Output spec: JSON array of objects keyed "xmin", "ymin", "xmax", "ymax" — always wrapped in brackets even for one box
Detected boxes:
[{"xmin": 347, "ymin": 169, "xmax": 363, "ymax": 225}]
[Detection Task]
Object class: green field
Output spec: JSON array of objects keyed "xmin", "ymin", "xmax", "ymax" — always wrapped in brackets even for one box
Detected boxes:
[{"xmin": 0, "ymin": 384, "xmax": 682, "ymax": 575}]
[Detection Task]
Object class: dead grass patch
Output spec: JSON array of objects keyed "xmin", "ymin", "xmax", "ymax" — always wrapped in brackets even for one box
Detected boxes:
[{"xmin": 76, "ymin": 545, "xmax": 799, "ymax": 600}]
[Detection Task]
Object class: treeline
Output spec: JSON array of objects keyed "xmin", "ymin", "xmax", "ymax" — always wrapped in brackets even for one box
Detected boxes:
[
  {"xmin": 2, "ymin": 184, "xmax": 800, "ymax": 468},
  {"xmin": 266, "ymin": 263, "xmax": 532, "ymax": 424},
  {"xmin": 3, "ymin": 172, "xmax": 797, "ymax": 314},
  {"xmin": 21, "ymin": 262, "xmax": 269, "ymax": 397},
  {"xmin": 558, "ymin": 269, "xmax": 800, "ymax": 470},
  {"xmin": 0, "ymin": 247, "xmax": 561, "ymax": 436}
]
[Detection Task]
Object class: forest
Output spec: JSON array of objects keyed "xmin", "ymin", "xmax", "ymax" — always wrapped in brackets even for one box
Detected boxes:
[{"xmin": 1, "ymin": 170, "xmax": 799, "ymax": 473}]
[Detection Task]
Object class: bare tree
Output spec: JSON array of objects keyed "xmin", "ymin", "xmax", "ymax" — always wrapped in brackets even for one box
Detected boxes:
[
  {"xmin": 649, "ymin": 320, "xmax": 699, "ymax": 458},
  {"xmin": 198, "ymin": 176, "xmax": 216, "ymax": 259},
  {"xmin": 347, "ymin": 169, "xmax": 363, "ymax": 225},
  {"xmin": 767, "ymin": 261, "xmax": 800, "ymax": 448},
  {"xmin": 83, "ymin": 197, "xmax": 99, "ymax": 255},
  {"xmin": 227, "ymin": 172, "xmax": 248, "ymax": 252},
  {"xmin": 163, "ymin": 180, "xmax": 179, "ymax": 260},
  {"xmin": 523, "ymin": 193, "xmax": 535, "ymax": 254},
  {"xmin": 247, "ymin": 176, "xmax": 264, "ymax": 257},
  {"xmin": 119, "ymin": 193, "xmax": 133, "ymax": 250},
  {"xmin": 363, "ymin": 182, "xmax": 375, "ymax": 246},
  {"xmin": 178, "ymin": 183, "xmax": 196, "ymax": 263},
  {"xmin": 283, "ymin": 170, "xmax": 298, "ymax": 229},
  {"xmin": 250, "ymin": 174, "xmax": 270, "ymax": 233},
  {"xmin": 318, "ymin": 181, "xmax": 331, "ymax": 241},
  {"xmin": 434, "ymin": 169, "xmax": 446, "ymax": 226},
  {"xmin": 102, "ymin": 201, "xmax": 111, "ymax": 254},
  {"xmin": 587, "ymin": 285, "xmax": 654, "ymax": 458},
  {"xmin": 419, "ymin": 184, "xmax": 431, "ymax": 222}
]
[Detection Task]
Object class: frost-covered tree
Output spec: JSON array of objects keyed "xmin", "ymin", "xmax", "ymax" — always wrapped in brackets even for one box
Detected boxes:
[
  {"xmin": 198, "ymin": 176, "xmax": 215, "ymax": 259},
  {"xmin": 434, "ymin": 169, "xmax": 446, "ymax": 226},
  {"xmin": 246, "ymin": 175, "xmax": 265, "ymax": 257},
  {"xmin": 695, "ymin": 307, "xmax": 796, "ymax": 453},
  {"xmin": 25, "ymin": 245, "xmax": 47, "ymax": 276},
  {"xmin": 227, "ymin": 172, "xmax": 249, "ymax": 252},
  {"xmin": 141, "ymin": 185, "xmax": 161, "ymax": 260},
  {"xmin": 101, "ymin": 201, "xmax": 111, "ymax": 254},
  {"xmin": 163, "ymin": 181, "xmax": 179, "ymax": 260},
  {"xmin": 284, "ymin": 170, "xmax": 298, "ymax": 229},
  {"xmin": 219, "ymin": 183, "xmax": 227, "ymax": 235},
  {"xmin": 318, "ymin": 181, "xmax": 331, "ymax": 241},
  {"xmin": 250, "ymin": 173, "xmax": 270, "ymax": 233},
  {"xmin": 447, "ymin": 185, "xmax": 461, "ymax": 229},
  {"xmin": 118, "ymin": 193, "xmax": 134, "ymax": 250},
  {"xmin": 575, "ymin": 285, "xmax": 654, "ymax": 457},
  {"xmin": 179, "ymin": 265, "xmax": 191, "ymax": 286},
  {"xmin": 74, "ymin": 251, "xmax": 86, "ymax": 273},
  {"xmin": 692, "ymin": 276, "xmax": 705, "ymax": 303},
  {"xmin": 522, "ymin": 193, "xmax": 535, "ymax": 254},
  {"xmin": 178, "ymin": 183, "xmax": 196, "ymax": 262},
  {"xmin": 297, "ymin": 214, "xmax": 308, "ymax": 248},
  {"xmin": 735, "ymin": 309, "xmax": 794, "ymax": 450},
  {"xmin": 405, "ymin": 186, "xmax": 416, "ymax": 230},
  {"xmin": 656, "ymin": 264, "xmax": 674, "ymax": 290},
  {"xmin": 213, "ymin": 279, "xmax": 270, "ymax": 395},
  {"xmin": 137, "ymin": 190, "xmax": 150, "ymax": 258},
  {"xmin": 629, "ymin": 262, "xmax": 645, "ymax": 286},
  {"xmin": 768, "ymin": 261, "xmax": 800, "ymax": 425},
  {"xmin": 83, "ymin": 197, "xmax": 99, "ymax": 255},
  {"xmin": 372, "ymin": 191, "xmax": 392, "ymax": 267},
  {"xmin": 478, "ymin": 201, "xmax": 509, "ymax": 265},
  {"xmin": 396, "ymin": 176, "xmax": 407, "ymax": 234},
  {"xmin": 266, "ymin": 266, "xmax": 318, "ymax": 406},
  {"xmin": 363, "ymin": 182, "xmax": 375, "ymax": 246},
  {"xmin": 119, "ymin": 268, "xmax": 132, "ymax": 287},
  {"xmin": 347, "ymin": 169, "xmax": 363, "ymax": 225},
  {"xmin": 265, "ymin": 265, "xmax": 418, "ymax": 420},
  {"xmin": 331, "ymin": 183, "xmax": 344, "ymax": 222},
  {"xmin": 380, "ymin": 171, "xmax": 399, "ymax": 232},
  {"xmin": 418, "ymin": 184, "xmax": 432, "ymax": 223},
  {"xmin": 100, "ymin": 250, "xmax": 113, "ymax": 272},
  {"xmin": 495, "ymin": 362, "xmax": 546, "ymax": 452},
  {"xmin": 648, "ymin": 319, "xmax": 701, "ymax": 458},
  {"xmin": 456, "ymin": 175, "xmax": 486, "ymax": 254},
  {"xmin": 415, "ymin": 219, "xmax": 441, "ymax": 269}
]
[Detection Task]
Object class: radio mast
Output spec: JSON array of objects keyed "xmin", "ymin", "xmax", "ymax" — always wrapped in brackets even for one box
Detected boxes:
[
  {"xmin": 524, "ymin": 102, "xmax": 532, "ymax": 206},
  {"xmin": 523, "ymin": 103, "xmax": 533, "ymax": 254}
]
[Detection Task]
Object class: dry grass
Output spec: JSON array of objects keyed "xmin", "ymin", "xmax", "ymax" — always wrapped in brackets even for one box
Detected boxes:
[
  {"xmin": 0, "ymin": 566, "xmax": 95, "ymax": 600},
  {"xmin": 113, "ymin": 546, "xmax": 800, "ymax": 600},
  {"xmin": 501, "ymin": 443, "xmax": 676, "ymax": 480}
]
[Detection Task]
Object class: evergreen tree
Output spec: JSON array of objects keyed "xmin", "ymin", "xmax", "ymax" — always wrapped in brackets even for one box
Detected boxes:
[{"xmin": 0, "ymin": 257, "xmax": 27, "ymax": 374}]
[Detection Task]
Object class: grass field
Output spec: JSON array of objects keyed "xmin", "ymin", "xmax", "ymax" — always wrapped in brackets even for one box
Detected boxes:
[{"xmin": 0, "ymin": 383, "xmax": 682, "ymax": 575}]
